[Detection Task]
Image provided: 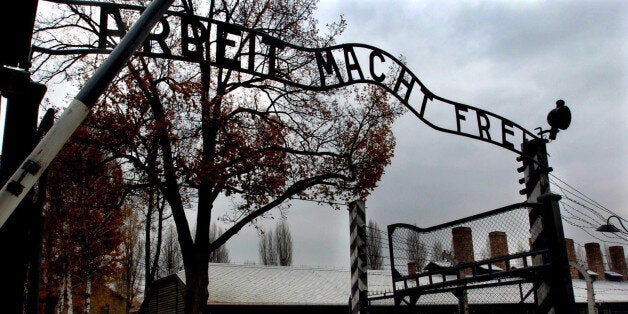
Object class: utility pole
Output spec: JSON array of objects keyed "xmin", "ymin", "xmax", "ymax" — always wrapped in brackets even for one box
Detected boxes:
[{"xmin": 0, "ymin": 1, "xmax": 47, "ymax": 312}]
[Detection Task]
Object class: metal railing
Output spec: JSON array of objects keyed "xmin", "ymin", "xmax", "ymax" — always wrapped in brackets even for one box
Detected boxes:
[{"xmin": 386, "ymin": 202, "xmax": 547, "ymax": 307}]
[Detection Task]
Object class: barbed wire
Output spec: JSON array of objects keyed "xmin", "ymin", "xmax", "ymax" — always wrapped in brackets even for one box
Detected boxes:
[
  {"xmin": 549, "ymin": 174, "xmax": 621, "ymax": 218},
  {"xmin": 544, "ymin": 174, "xmax": 628, "ymax": 248}
]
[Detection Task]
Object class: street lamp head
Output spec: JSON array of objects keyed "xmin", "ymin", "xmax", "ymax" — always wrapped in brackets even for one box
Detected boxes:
[
  {"xmin": 596, "ymin": 215, "xmax": 627, "ymax": 233},
  {"xmin": 547, "ymin": 99, "xmax": 572, "ymax": 140},
  {"xmin": 596, "ymin": 223, "xmax": 622, "ymax": 233},
  {"xmin": 547, "ymin": 99, "xmax": 571, "ymax": 130}
]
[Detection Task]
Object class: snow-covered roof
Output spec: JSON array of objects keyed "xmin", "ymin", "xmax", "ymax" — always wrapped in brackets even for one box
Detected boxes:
[
  {"xmin": 174, "ymin": 263, "xmax": 628, "ymax": 306},
  {"xmin": 181, "ymin": 263, "xmax": 390, "ymax": 306}
]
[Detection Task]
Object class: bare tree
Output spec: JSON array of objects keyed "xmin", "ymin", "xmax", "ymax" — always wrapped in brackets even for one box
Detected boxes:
[
  {"xmin": 407, "ymin": 232, "xmax": 427, "ymax": 271},
  {"xmin": 259, "ymin": 231, "xmax": 277, "ymax": 266},
  {"xmin": 209, "ymin": 224, "xmax": 230, "ymax": 263},
  {"xmin": 161, "ymin": 224, "xmax": 183, "ymax": 276},
  {"xmin": 431, "ymin": 241, "xmax": 444, "ymax": 261},
  {"xmin": 259, "ymin": 221, "xmax": 293, "ymax": 266},
  {"xmin": 141, "ymin": 190, "xmax": 168, "ymax": 293},
  {"xmin": 117, "ymin": 207, "xmax": 143, "ymax": 313},
  {"xmin": 366, "ymin": 219, "xmax": 384, "ymax": 270},
  {"xmin": 275, "ymin": 221, "xmax": 293, "ymax": 266}
]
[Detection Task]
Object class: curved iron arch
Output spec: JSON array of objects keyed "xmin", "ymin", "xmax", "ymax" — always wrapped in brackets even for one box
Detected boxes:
[{"xmin": 35, "ymin": 0, "xmax": 539, "ymax": 155}]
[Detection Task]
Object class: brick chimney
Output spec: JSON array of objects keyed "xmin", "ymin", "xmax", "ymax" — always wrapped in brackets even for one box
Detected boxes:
[
  {"xmin": 564, "ymin": 238, "xmax": 580, "ymax": 279},
  {"xmin": 608, "ymin": 246, "xmax": 627, "ymax": 280},
  {"xmin": 407, "ymin": 261, "xmax": 417, "ymax": 276},
  {"xmin": 584, "ymin": 242, "xmax": 605, "ymax": 280},
  {"xmin": 488, "ymin": 231, "xmax": 509, "ymax": 270},
  {"xmin": 452, "ymin": 226, "xmax": 474, "ymax": 276}
]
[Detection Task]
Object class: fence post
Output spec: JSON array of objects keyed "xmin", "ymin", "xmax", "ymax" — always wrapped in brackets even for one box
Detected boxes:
[
  {"xmin": 519, "ymin": 139, "xmax": 576, "ymax": 312},
  {"xmin": 570, "ymin": 261, "xmax": 596, "ymax": 314},
  {"xmin": 349, "ymin": 200, "xmax": 368, "ymax": 314}
]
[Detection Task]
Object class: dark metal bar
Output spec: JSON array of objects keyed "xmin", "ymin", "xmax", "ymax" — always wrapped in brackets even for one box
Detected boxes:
[
  {"xmin": 389, "ymin": 202, "xmax": 541, "ymax": 234},
  {"xmin": 0, "ymin": 0, "xmax": 39, "ymax": 68},
  {"xmin": 397, "ymin": 277, "xmax": 538, "ymax": 299},
  {"xmin": 387, "ymin": 224, "xmax": 397, "ymax": 281},
  {"xmin": 0, "ymin": 2, "xmax": 47, "ymax": 311},
  {"xmin": 426, "ymin": 249, "xmax": 546, "ymax": 275}
]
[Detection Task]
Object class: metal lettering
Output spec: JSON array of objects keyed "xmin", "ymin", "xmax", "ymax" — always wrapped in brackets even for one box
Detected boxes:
[
  {"xmin": 248, "ymin": 33, "xmax": 256, "ymax": 71},
  {"xmin": 343, "ymin": 46, "xmax": 364, "ymax": 82},
  {"xmin": 393, "ymin": 67, "xmax": 416, "ymax": 103},
  {"xmin": 261, "ymin": 35, "xmax": 285, "ymax": 76},
  {"xmin": 143, "ymin": 17, "xmax": 172, "ymax": 55},
  {"xmin": 315, "ymin": 50, "xmax": 344, "ymax": 86},
  {"xmin": 216, "ymin": 23, "xmax": 241, "ymax": 69},
  {"xmin": 477, "ymin": 110, "xmax": 491, "ymax": 141},
  {"xmin": 502, "ymin": 120, "xmax": 516, "ymax": 150},
  {"xmin": 455, "ymin": 105, "xmax": 468, "ymax": 133},
  {"xmin": 37, "ymin": 0, "xmax": 540, "ymax": 155},
  {"xmin": 181, "ymin": 15, "xmax": 207, "ymax": 59},
  {"xmin": 98, "ymin": 6, "xmax": 126, "ymax": 48},
  {"xmin": 369, "ymin": 50, "xmax": 386, "ymax": 83}
]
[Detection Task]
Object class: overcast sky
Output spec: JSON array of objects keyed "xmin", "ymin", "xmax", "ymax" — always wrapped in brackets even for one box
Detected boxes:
[
  {"xmin": 212, "ymin": 0, "xmax": 627, "ymax": 268},
  {"xmin": 19, "ymin": 0, "xmax": 626, "ymax": 269}
]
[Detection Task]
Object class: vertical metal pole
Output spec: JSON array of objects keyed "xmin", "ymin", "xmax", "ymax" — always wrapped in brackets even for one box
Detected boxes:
[
  {"xmin": 349, "ymin": 200, "xmax": 368, "ymax": 314},
  {"xmin": 0, "ymin": 0, "xmax": 175, "ymax": 229},
  {"xmin": 0, "ymin": 0, "xmax": 39, "ymax": 68},
  {"xmin": 0, "ymin": 80, "xmax": 45, "ymax": 313},
  {"xmin": 387, "ymin": 224, "xmax": 402, "ymax": 306},
  {"xmin": 538, "ymin": 192, "xmax": 577, "ymax": 313},
  {"xmin": 520, "ymin": 138, "xmax": 576, "ymax": 313},
  {"xmin": 0, "ymin": 1, "xmax": 46, "ymax": 311}
]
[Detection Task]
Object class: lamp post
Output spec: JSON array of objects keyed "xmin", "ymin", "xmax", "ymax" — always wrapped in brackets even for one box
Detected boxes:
[{"xmin": 596, "ymin": 215, "xmax": 628, "ymax": 233}]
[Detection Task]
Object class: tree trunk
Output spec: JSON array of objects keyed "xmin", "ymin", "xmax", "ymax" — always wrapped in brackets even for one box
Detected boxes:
[
  {"xmin": 67, "ymin": 271, "xmax": 73, "ymax": 313},
  {"xmin": 184, "ymin": 260, "xmax": 209, "ymax": 314},
  {"xmin": 180, "ymin": 36, "xmax": 216, "ymax": 314},
  {"xmin": 84, "ymin": 276, "xmax": 91, "ymax": 314},
  {"xmin": 57, "ymin": 274, "xmax": 65, "ymax": 313},
  {"xmin": 144, "ymin": 191, "xmax": 154, "ymax": 293},
  {"xmin": 151, "ymin": 197, "xmax": 164, "ymax": 277}
]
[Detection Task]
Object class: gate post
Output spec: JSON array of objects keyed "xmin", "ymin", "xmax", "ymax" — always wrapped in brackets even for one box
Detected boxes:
[
  {"xmin": 349, "ymin": 200, "xmax": 368, "ymax": 314},
  {"xmin": 519, "ymin": 138, "xmax": 576, "ymax": 313},
  {"xmin": 0, "ymin": 1, "xmax": 47, "ymax": 311}
]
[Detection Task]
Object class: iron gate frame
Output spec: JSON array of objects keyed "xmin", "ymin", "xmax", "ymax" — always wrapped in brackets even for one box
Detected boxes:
[{"xmin": 381, "ymin": 202, "xmax": 551, "ymax": 309}]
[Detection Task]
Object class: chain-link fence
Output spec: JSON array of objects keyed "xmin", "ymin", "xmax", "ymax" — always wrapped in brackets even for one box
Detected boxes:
[{"xmin": 382, "ymin": 202, "xmax": 549, "ymax": 309}]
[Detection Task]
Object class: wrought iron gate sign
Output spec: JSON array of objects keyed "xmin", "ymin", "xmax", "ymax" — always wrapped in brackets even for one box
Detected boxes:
[{"xmin": 37, "ymin": 0, "xmax": 538, "ymax": 155}]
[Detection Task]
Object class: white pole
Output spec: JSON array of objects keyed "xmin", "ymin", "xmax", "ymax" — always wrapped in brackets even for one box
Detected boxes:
[
  {"xmin": 0, "ymin": 99, "xmax": 88, "ymax": 226},
  {"xmin": 570, "ymin": 261, "xmax": 596, "ymax": 314}
]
